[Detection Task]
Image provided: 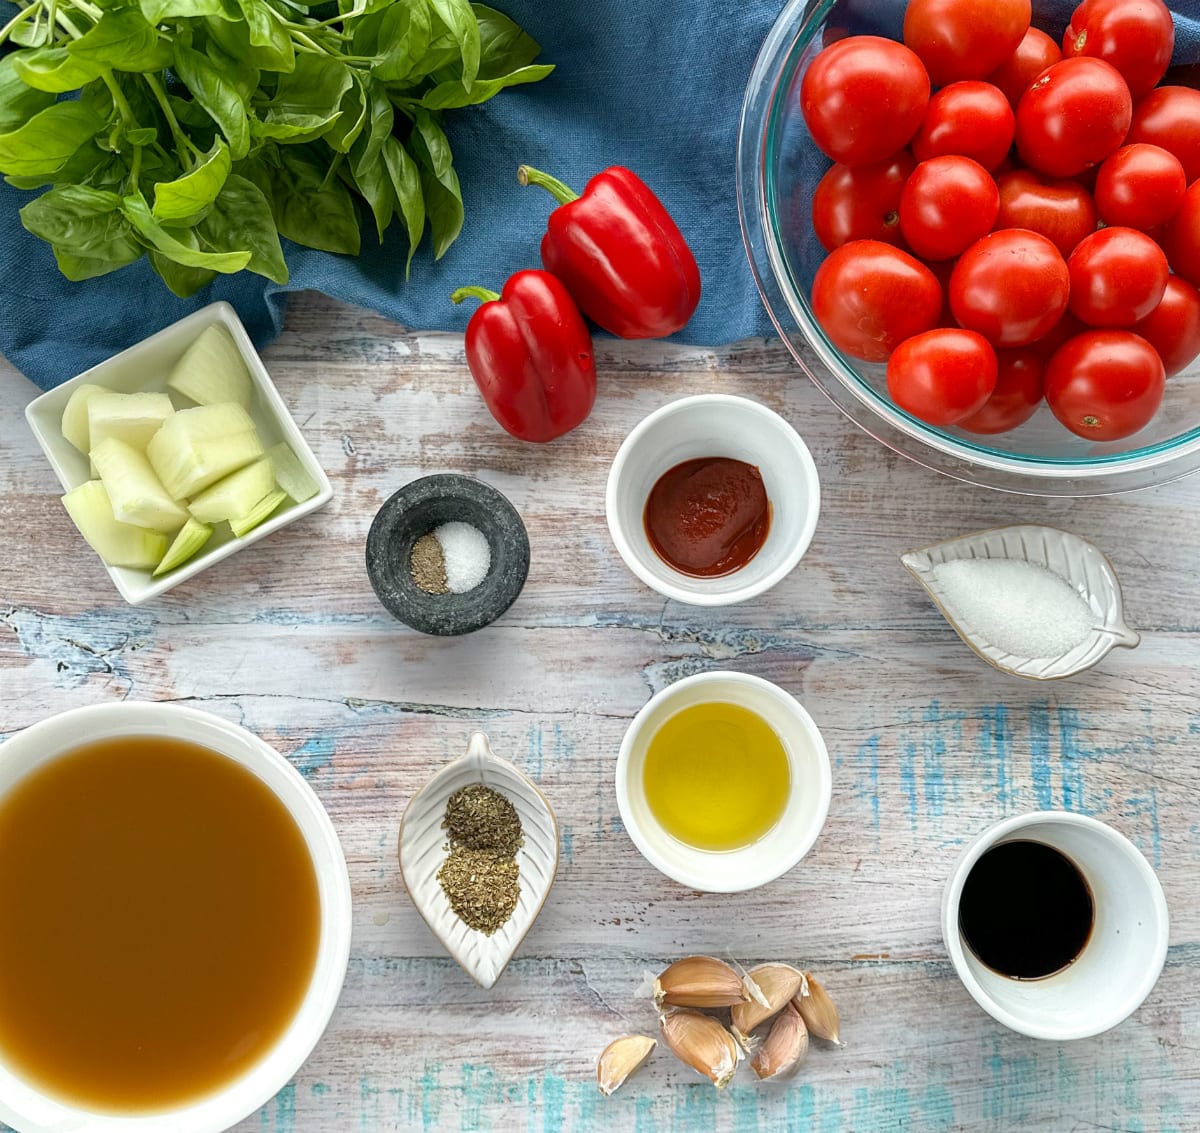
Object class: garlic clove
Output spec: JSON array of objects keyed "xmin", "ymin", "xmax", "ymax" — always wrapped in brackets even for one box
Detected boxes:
[
  {"xmin": 794, "ymin": 973, "xmax": 843, "ymax": 1045},
  {"xmin": 659, "ymin": 1008, "xmax": 743, "ymax": 1088},
  {"xmin": 596, "ymin": 1034, "xmax": 656, "ymax": 1097},
  {"xmin": 750, "ymin": 1001, "xmax": 809, "ymax": 1081},
  {"xmin": 653, "ymin": 955, "xmax": 750, "ymax": 1010},
  {"xmin": 732, "ymin": 963, "xmax": 807, "ymax": 1046}
]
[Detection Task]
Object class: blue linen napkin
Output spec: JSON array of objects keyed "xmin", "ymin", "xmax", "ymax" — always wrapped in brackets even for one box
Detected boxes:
[{"xmin": 2, "ymin": 0, "xmax": 1198, "ymax": 390}]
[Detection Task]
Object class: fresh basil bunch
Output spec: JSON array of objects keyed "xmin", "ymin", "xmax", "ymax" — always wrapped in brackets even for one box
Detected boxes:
[{"xmin": 0, "ymin": 0, "xmax": 552, "ymax": 295}]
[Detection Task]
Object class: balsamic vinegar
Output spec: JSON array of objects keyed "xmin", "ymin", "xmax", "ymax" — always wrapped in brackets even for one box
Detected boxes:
[{"xmin": 959, "ymin": 840, "xmax": 1094, "ymax": 980}]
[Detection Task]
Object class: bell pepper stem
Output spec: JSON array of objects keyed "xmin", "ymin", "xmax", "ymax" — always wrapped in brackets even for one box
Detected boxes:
[
  {"xmin": 517, "ymin": 164, "xmax": 580, "ymax": 205},
  {"xmin": 451, "ymin": 286, "xmax": 502, "ymax": 306}
]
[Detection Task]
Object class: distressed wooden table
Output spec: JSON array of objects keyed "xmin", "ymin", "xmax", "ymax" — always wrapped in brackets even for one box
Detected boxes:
[{"xmin": 1, "ymin": 291, "xmax": 1197, "ymax": 1133}]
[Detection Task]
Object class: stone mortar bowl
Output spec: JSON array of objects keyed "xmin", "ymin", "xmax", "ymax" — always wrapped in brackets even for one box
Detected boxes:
[{"xmin": 366, "ymin": 474, "xmax": 530, "ymax": 636}]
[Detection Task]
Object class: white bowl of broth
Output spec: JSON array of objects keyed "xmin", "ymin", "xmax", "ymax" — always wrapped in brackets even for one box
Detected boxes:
[
  {"xmin": 0, "ymin": 703, "xmax": 352, "ymax": 1133},
  {"xmin": 615, "ymin": 671, "xmax": 832, "ymax": 892}
]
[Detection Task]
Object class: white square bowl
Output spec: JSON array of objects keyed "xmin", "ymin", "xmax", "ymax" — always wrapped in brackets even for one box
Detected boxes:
[{"xmin": 25, "ymin": 302, "xmax": 332, "ymax": 605}]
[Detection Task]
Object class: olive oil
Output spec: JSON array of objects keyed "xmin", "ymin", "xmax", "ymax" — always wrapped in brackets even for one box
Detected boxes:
[
  {"xmin": 643, "ymin": 701, "xmax": 790, "ymax": 851},
  {"xmin": 0, "ymin": 734, "xmax": 320, "ymax": 1113}
]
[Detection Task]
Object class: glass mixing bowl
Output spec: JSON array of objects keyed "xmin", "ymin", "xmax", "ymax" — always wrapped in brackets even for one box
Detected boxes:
[{"xmin": 737, "ymin": 0, "xmax": 1200, "ymax": 496}]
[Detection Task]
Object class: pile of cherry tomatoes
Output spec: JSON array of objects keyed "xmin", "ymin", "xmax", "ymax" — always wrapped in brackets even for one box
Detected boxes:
[{"xmin": 801, "ymin": 0, "xmax": 1200, "ymax": 441}]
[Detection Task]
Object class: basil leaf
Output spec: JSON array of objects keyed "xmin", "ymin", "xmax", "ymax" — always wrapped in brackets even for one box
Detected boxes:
[
  {"xmin": 12, "ymin": 47, "xmax": 105, "ymax": 93},
  {"xmin": 149, "ymin": 250, "xmax": 218, "ymax": 297},
  {"xmin": 236, "ymin": 0, "xmax": 286, "ymax": 50},
  {"xmin": 473, "ymin": 4, "xmax": 542, "ymax": 78},
  {"xmin": 152, "ymin": 139, "xmax": 231, "ymax": 220},
  {"xmin": 140, "ymin": 0, "xmax": 228, "ymax": 22},
  {"xmin": 323, "ymin": 70, "xmax": 367, "ymax": 154},
  {"xmin": 409, "ymin": 112, "xmax": 461, "ymax": 259},
  {"xmin": 55, "ymin": 242, "xmax": 145, "ymax": 281},
  {"xmin": 0, "ymin": 55, "xmax": 55, "ymax": 133},
  {"xmin": 122, "ymin": 192, "xmax": 253, "ymax": 270},
  {"xmin": 371, "ymin": 1, "xmax": 431, "ymax": 83},
  {"xmin": 419, "ymin": 64, "xmax": 552, "ymax": 110},
  {"xmin": 427, "ymin": 0, "xmax": 480, "ymax": 90},
  {"xmin": 68, "ymin": 10, "xmax": 174, "ymax": 73},
  {"xmin": 255, "ymin": 54, "xmax": 351, "ymax": 141},
  {"xmin": 203, "ymin": 13, "xmax": 294, "ymax": 73},
  {"xmin": 349, "ymin": 131, "xmax": 393, "ymax": 241},
  {"xmin": 272, "ymin": 147, "xmax": 361, "ymax": 255},
  {"xmin": 11, "ymin": 15, "xmax": 52, "ymax": 47},
  {"xmin": 198, "ymin": 173, "xmax": 288, "ymax": 283},
  {"xmin": 206, "ymin": 42, "xmax": 260, "ymax": 103},
  {"xmin": 381, "ymin": 135, "xmax": 423, "ymax": 272},
  {"xmin": 0, "ymin": 102, "xmax": 105, "ymax": 178},
  {"xmin": 20, "ymin": 186, "xmax": 126, "ymax": 251},
  {"xmin": 174, "ymin": 39, "xmax": 251, "ymax": 160}
]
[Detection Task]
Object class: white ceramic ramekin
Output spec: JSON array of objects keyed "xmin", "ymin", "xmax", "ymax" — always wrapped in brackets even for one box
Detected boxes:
[
  {"xmin": 25, "ymin": 302, "xmax": 332, "ymax": 606},
  {"xmin": 605, "ymin": 394, "xmax": 820, "ymax": 605},
  {"xmin": 616, "ymin": 671, "xmax": 831, "ymax": 892},
  {"xmin": 0, "ymin": 703, "xmax": 352, "ymax": 1133},
  {"xmin": 943, "ymin": 811, "xmax": 1169, "ymax": 1041}
]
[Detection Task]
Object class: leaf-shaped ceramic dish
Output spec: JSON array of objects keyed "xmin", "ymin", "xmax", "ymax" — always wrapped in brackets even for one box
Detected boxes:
[
  {"xmin": 398, "ymin": 732, "xmax": 558, "ymax": 988},
  {"xmin": 901, "ymin": 524, "xmax": 1139, "ymax": 680}
]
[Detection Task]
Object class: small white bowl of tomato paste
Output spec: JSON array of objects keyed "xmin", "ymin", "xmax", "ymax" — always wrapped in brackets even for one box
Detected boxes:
[{"xmin": 605, "ymin": 394, "xmax": 820, "ymax": 606}]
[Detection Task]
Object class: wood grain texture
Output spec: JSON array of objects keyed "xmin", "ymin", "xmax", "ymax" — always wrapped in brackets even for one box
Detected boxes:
[{"xmin": 1, "ymin": 291, "xmax": 1198, "ymax": 1132}]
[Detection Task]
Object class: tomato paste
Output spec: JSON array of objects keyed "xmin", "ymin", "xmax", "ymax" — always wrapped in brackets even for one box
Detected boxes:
[{"xmin": 643, "ymin": 458, "xmax": 770, "ymax": 577}]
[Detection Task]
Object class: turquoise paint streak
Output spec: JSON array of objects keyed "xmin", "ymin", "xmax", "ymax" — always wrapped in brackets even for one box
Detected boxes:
[
  {"xmin": 921, "ymin": 700, "xmax": 959, "ymax": 818},
  {"xmin": 900, "ymin": 739, "xmax": 918, "ymax": 828},
  {"xmin": 292, "ymin": 735, "xmax": 335, "ymax": 780},
  {"xmin": 528, "ymin": 724, "xmax": 544, "ymax": 777},
  {"xmin": 729, "ymin": 1083, "xmax": 758, "ymax": 1131},
  {"xmin": 1057, "ymin": 706, "xmax": 1093, "ymax": 814},
  {"xmin": 1028, "ymin": 702, "xmax": 1053, "ymax": 809},
  {"xmin": 673, "ymin": 1083, "xmax": 717, "ymax": 1126},
  {"xmin": 541, "ymin": 1077, "xmax": 565, "ymax": 1133},
  {"xmin": 421, "ymin": 1064, "xmax": 442, "ymax": 1129},
  {"xmin": 634, "ymin": 1095, "xmax": 657, "ymax": 1133},
  {"xmin": 560, "ymin": 826, "xmax": 574, "ymax": 865},
  {"xmin": 261, "ymin": 1082, "xmax": 295, "ymax": 1132},
  {"xmin": 853, "ymin": 734, "xmax": 881, "ymax": 830},
  {"xmin": 975, "ymin": 704, "xmax": 1012, "ymax": 809}
]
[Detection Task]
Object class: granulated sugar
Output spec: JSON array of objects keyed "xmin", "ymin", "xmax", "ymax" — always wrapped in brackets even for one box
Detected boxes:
[{"xmin": 931, "ymin": 558, "xmax": 1094, "ymax": 658}]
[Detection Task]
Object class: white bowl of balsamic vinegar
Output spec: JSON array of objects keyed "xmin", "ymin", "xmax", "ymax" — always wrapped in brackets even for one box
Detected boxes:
[
  {"xmin": 942, "ymin": 812, "xmax": 1169, "ymax": 1041},
  {"xmin": 0, "ymin": 703, "xmax": 352, "ymax": 1133}
]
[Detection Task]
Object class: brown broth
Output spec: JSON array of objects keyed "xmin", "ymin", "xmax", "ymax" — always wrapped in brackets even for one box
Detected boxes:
[{"xmin": 0, "ymin": 734, "xmax": 321, "ymax": 1113}]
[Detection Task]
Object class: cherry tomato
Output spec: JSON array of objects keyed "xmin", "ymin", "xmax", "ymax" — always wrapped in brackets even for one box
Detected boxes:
[
  {"xmin": 811, "ymin": 153, "xmax": 916, "ymax": 252},
  {"xmin": 1045, "ymin": 330, "xmax": 1165, "ymax": 439},
  {"xmin": 902, "ymin": 0, "xmax": 1031, "ymax": 87},
  {"xmin": 800, "ymin": 36, "xmax": 930, "ymax": 166},
  {"xmin": 911, "ymin": 82, "xmax": 1015, "ymax": 171},
  {"xmin": 950, "ymin": 229, "xmax": 1070, "ymax": 346},
  {"xmin": 887, "ymin": 328, "xmax": 998, "ymax": 426},
  {"xmin": 995, "ymin": 170, "xmax": 1098, "ymax": 258},
  {"xmin": 1067, "ymin": 226, "xmax": 1169, "ymax": 326},
  {"xmin": 1062, "ymin": 0, "xmax": 1174, "ymax": 100},
  {"xmin": 899, "ymin": 156, "xmax": 999, "ymax": 262},
  {"xmin": 986, "ymin": 26, "xmax": 1062, "ymax": 108},
  {"xmin": 1131, "ymin": 276, "xmax": 1200, "ymax": 376},
  {"xmin": 1126, "ymin": 87, "xmax": 1200, "ymax": 185},
  {"xmin": 1015, "ymin": 57, "xmax": 1132, "ymax": 178},
  {"xmin": 1164, "ymin": 180, "xmax": 1200, "ymax": 288},
  {"xmin": 811, "ymin": 240, "xmax": 943, "ymax": 362},
  {"xmin": 1094, "ymin": 143, "xmax": 1187, "ymax": 231},
  {"xmin": 958, "ymin": 348, "xmax": 1045, "ymax": 433}
]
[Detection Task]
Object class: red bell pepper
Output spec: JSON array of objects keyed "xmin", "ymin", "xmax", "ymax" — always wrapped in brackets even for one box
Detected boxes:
[
  {"xmin": 517, "ymin": 164, "xmax": 702, "ymax": 339},
  {"xmin": 451, "ymin": 270, "xmax": 597, "ymax": 443}
]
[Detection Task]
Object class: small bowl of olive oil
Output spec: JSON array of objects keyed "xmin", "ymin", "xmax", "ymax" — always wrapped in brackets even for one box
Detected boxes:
[{"xmin": 615, "ymin": 671, "xmax": 831, "ymax": 892}]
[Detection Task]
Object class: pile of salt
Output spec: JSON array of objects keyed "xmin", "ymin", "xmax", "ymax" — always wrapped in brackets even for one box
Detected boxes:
[
  {"xmin": 434, "ymin": 521, "xmax": 491, "ymax": 593},
  {"xmin": 930, "ymin": 558, "xmax": 1094, "ymax": 658}
]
